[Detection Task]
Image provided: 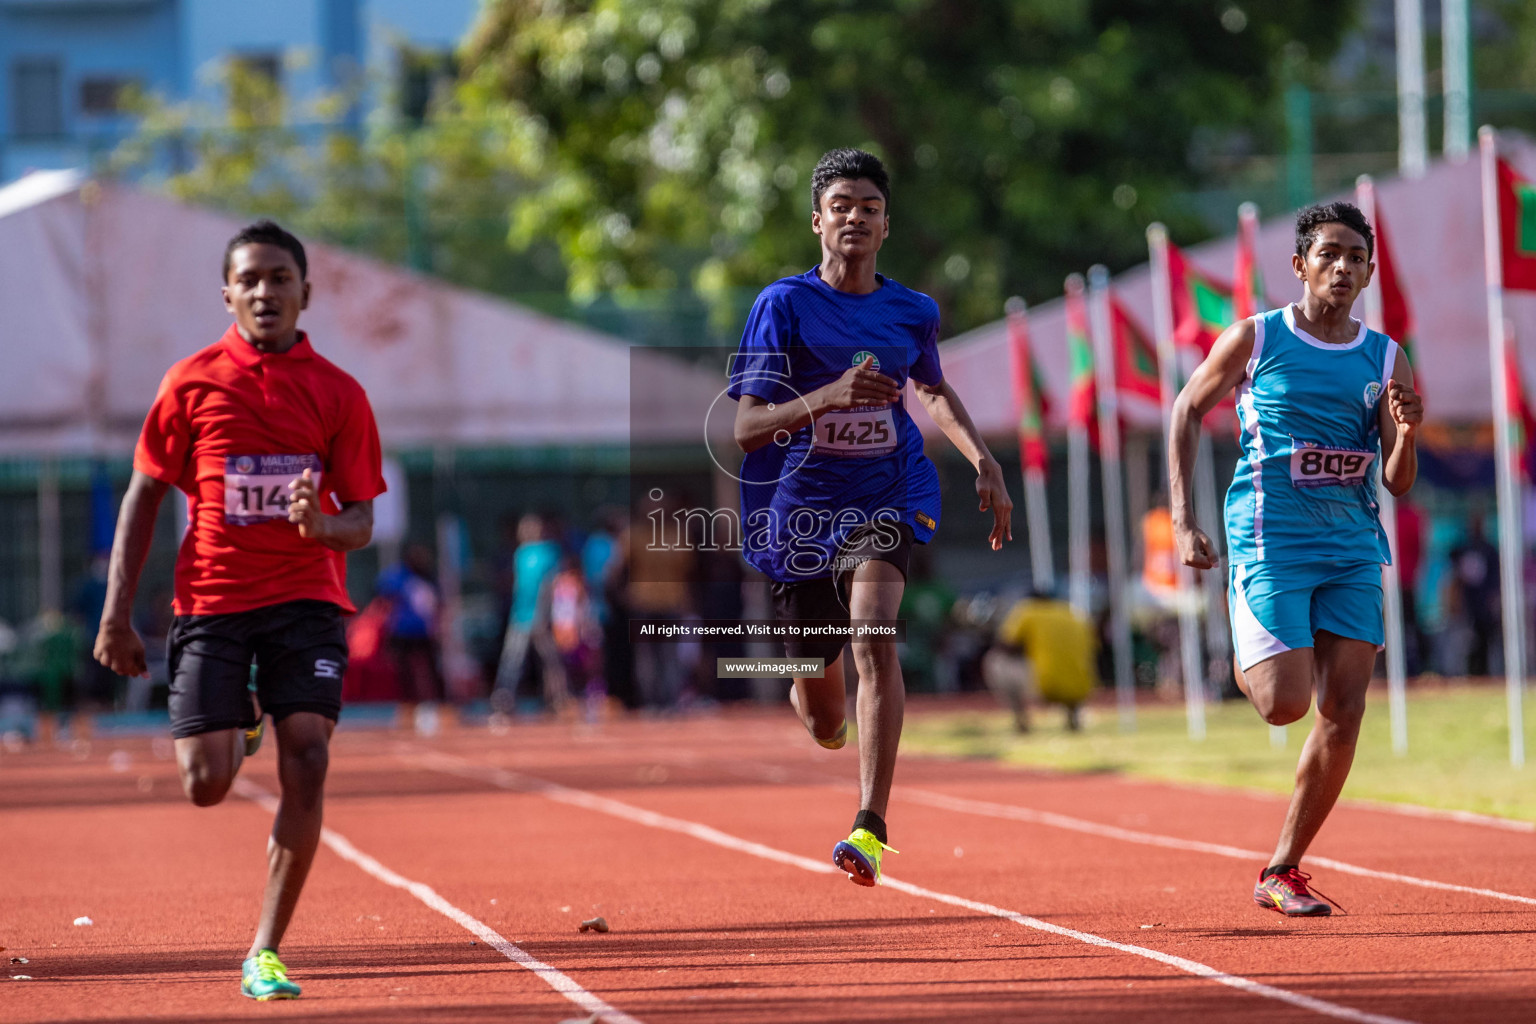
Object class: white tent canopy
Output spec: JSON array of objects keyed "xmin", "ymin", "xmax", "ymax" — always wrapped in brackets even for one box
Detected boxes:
[
  {"xmin": 924, "ymin": 136, "xmax": 1536, "ymax": 437},
  {"xmin": 0, "ymin": 172, "xmax": 719, "ymax": 456}
]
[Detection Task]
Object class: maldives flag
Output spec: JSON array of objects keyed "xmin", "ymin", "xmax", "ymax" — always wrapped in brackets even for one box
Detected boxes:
[
  {"xmin": 1232, "ymin": 209, "xmax": 1266, "ymax": 320},
  {"xmin": 1065, "ymin": 281, "xmax": 1097, "ymax": 445},
  {"xmin": 1504, "ymin": 329, "xmax": 1536, "ymax": 480},
  {"xmin": 1110, "ymin": 294, "xmax": 1162, "ymax": 421},
  {"xmin": 1167, "ymin": 241, "xmax": 1235, "ymax": 357},
  {"xmin": 1165, "ymin": 240, "xmax": 1239, "ymax": 431},
  {"xmin": 1007, "ymin": 304, "xmax": 1051, "ymax": 474},
  {"xmin": 1373, "ymin": 203, "xmax": 1417, "ymax": 369},
  {"xmin": 1499, "ymin": 159, "xmax": 1536, "ymax": 292}
]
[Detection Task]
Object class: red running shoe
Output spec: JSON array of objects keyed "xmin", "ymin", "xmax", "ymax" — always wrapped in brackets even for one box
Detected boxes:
[{"xmin": 1253, "ymin": 867, "xmax": 1343, "ymax": 917}]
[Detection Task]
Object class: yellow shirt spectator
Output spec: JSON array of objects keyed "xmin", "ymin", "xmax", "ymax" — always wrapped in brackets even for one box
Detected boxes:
[{"xmin": 996, "ymin": 598, "xmax": 1097, "ymax": 706}]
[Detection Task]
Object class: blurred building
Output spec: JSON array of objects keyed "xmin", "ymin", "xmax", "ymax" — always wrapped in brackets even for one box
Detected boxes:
[{"xmin": 0, "ymin": 0, "xmax": 478, "ymax": 183}]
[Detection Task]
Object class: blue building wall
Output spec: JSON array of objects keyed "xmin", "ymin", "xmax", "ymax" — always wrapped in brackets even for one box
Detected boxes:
[
  {"xmin": 0, "ymin": 0, "xmax": 183, "ymax": 180},
  {"xmin": 1, "ymin": 0, "xmax": 477, "ymax": 183}
]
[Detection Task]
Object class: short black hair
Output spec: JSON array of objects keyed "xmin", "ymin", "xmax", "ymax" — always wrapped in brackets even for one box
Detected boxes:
[
  {"xmin": 811, "ymin": 148, "xmax": 890, "ymax": 213},
  {"xmin": 223, "ymin": 219, "xmax": 307, "ymax": 281},
  {"xmin": 1294, "ymin": 202, "xmax": 1373, "ymax": 261}
]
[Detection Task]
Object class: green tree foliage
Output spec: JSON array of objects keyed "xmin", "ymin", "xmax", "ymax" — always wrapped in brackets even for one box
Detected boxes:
[
  {"xmin": 110, "ymin": 63, "xmax": 566, "ymax": 299},
  {"xmin": 458, "ymin": 0, "xmax": 1358, "ymax": 330}
]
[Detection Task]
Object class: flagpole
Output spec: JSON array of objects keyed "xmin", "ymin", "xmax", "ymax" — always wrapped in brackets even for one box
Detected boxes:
[
  {"xmin": 1479, "ymin": 125, "xmax": 1526, "ymax": 768},
  {"xmin": 1088, "ymin": 265, "xmax": 1137, "ymax": 730},
  {"xmin": 1356, "ymin": 174, "xmax": 1411, "ymax": 756},
  {"xmin": 1008, "ymin": 296, "xmax": 1056, "ymax": 593},
  {"xmin": 1066, "ymin": 275, "xmax": 1093, "ymax": 618},
  {"xmin": 1148, "ymin": 223, "xmax": 1207, "ymax": 740},
  {"xmin": 1396, "ymin": 0, "xmax": 1428, "ymax": 178},
  {"xmin": 1194, "ymin": 434, "xmax": 1230, "ymax": 697}
]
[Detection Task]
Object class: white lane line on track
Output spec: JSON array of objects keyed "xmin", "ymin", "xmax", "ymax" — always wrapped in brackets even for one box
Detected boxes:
[
  {"xmin": 897, "ymin": 787, "xmax": 1536, "ymax": 909},
  {"xmin": 231, "ymin": 778, "xmax": 642, "ymax": 1024},
  {"xmin": 1107, "ymin": 771, "xmax": 1536, "ymax": 834},
  {"xmin": 412, "ymin": 751, "xmax": 1417, "ymax": 1024},
  {"xmin": 682, "ymin": 754, "xmax": 1536, "ymax": 910}
]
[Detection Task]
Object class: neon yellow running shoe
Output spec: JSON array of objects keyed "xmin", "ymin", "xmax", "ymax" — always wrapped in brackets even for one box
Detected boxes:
[
  {"xmin": 832, "ymin": 828, "xmax": 898, "ymax": 887},
  {"xmin": 241, "ymin": 949, "xmax": 300, "ymax": 1000}
]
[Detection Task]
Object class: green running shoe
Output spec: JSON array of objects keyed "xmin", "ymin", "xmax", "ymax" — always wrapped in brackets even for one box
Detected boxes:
[
  {"xmin": 243, "ymin": 718, "xmax": 265, "ymax": 758},
  {"xmin": 241, "ymin": 949, "xmax": 300, "ymax": 1000},
  {"xmin": 809, "ymin": 718, "xmax": 847, "ymax": 750},
  {"xmin": 832, "ymin": 828, "xmax": 898, "ymax": 887},
  {"xmin": 243, "ymin": 671, "xmax": 264, "ymax": 758}
]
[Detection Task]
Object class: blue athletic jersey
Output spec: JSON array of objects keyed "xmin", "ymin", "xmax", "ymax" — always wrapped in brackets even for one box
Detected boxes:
[
  {"xmin": 1225, "ymin": 306, "xmax": 1399, "ymax": 566},
  {"xmin": 728, "ymin": 268, "xmax": 944, "ymax": 582}
]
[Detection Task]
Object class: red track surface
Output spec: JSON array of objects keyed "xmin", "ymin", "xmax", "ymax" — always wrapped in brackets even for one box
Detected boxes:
[{"xmin": 6, "ymin": 702, "xmax": 1536, "ymax": 1022}]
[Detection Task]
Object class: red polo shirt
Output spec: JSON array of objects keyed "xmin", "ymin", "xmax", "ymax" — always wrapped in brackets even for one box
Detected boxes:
[{"xmin": 134, "ymin": 325, "xmax": 387, "ymax": 616}]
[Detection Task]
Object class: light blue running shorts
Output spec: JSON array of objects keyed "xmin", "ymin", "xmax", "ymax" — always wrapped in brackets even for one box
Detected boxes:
[{"xmin": 1227, "ymin": 560, "xmax": 1384, "ymax": 671}]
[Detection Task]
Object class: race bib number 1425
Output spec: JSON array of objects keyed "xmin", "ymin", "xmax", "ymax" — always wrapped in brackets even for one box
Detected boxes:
[
  {"xmin": 1288, "ymin": 441, "xmax": 1375, "ymax": 488},
  {"xmin": 225, "ymin": 454, "xmax": 323, "ymax": 525},
  {"xmin": 814, "ymin": 406, "xmax": 897, "ymax": 458}
]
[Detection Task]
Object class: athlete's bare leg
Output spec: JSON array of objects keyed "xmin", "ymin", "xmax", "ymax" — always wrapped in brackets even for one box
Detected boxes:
[
  {"xmin": 175, "ymin": 728, "xmax": 245, "ymax": 806},
  {"xmin": 248, "ymin": 711, "xmax": 334, "ymax": 957},
  {"xmin": 847, "ymin": 558, "xmax": 906, "ymax": 819},
  {"xmin": 1242, "ymin": 634, "xmax": 1376, "ymax": 866},
  {"xmin": 789, "ymin": 657, "xmax": 847, "ymax": 744},
  {"xmin": 1269, "ymin": 633, "xmax": 1375, "ymax": 866}
]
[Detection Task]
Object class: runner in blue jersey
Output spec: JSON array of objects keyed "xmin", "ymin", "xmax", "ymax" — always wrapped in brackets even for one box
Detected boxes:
[
  {"xmin": 1170, "ymin": 202, "xmax": 1423, "ymax": 916},
  {"xmin": 730, "ymin": 149, "xmax": 1012, "ymax": 886}
]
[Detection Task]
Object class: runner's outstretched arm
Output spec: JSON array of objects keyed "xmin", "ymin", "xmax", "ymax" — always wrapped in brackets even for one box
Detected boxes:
[
  {"xmin": 1169, "ymin": 320, "xmax": 1254, "ymax": 569},
  {"xmin": 1378, "ymin": 348, "xmax": 1421, "ymax": 497},
  {"xmin": 95, "ymin": 470, "xmax": 170, "ymax": 678},
  {"xmin": 287, "ymin": 469, "xmax": 373, "ymax": 551},
  {"xmin": 912, "ymin": 379, "xmax": 1013, "ymax": 550}
]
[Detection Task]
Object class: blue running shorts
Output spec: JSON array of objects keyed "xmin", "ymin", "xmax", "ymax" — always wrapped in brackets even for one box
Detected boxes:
[{"xmin": 1227, "ymin": 561, "xmax": 1384, "ymax": 671}]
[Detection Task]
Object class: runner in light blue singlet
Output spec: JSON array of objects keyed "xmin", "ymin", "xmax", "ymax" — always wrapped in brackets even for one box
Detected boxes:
[
  {"xmin": 1225, "ymin": 305, "xmax": 1399, "ymax": 670},
  {"xmin": 1168, "ymin": 201, "xmax": 1423, "ymax": 917}
]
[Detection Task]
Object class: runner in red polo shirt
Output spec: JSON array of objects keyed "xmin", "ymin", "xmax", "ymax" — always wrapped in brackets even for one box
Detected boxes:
[{"xmin": 94, "ymin": 220, "xmax": 385, "ymax": 1001}]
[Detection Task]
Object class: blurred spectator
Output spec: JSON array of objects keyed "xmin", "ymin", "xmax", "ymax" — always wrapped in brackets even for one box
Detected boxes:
[
  {"xmin": 492, "ymin": 513, "xmax": 565, "ymax": 714},
  {"xmin": 1141, "ymin": 503, "xmax": 1180, "ymax": 602},
  {"xmin": 1136, "ymin": 500, "xmax": 1187, "ymax": 695},
  {"xmin": 625, "ymin": 498, "xmax": 696, "ymax": 710},
  {"xmin": 543, "ymin": 547, "xmax": 604, "ymax": 719},
  {"xmin": 695, "ymin": 547, "xmax": 747, "ymax": 701},
  {"xmin": 71, "ymin": 555, "xmax": 120, "ymax": 717},
  {"xmin": 17, "ymin": 612, "xmax": 82, "ymax": 742},
  {"xmin": 599, "ymin": 521, "xmax": 637, "ymax": 712},
  {"xmin": 0, "ymin": 619, "xmax": 26, "ymax": 741},
  {"xmin": 898, "ymin": 546, "xmax": 957, "ymax": 693},
  {"xmin": 343, "ymin": 593, "xmax": 400, "ymax": 703},
  {"xmin": 1394, "ymin": 497, "xmax": 1427, "ymax": 674},
  {"xmin": 1449, "ymin": 514, "xmax": 1500, "ymax": 677},
  {"xmin": 127, "ymin": 592, "xmax": 175, "ymax": 712},
  {"xmin": 982, "ymin": 591, "xmax": 1097, "ymax": 732},
  {"xmin": 376, "ymin": 544, "xmax": 447, "ymax": 734}
]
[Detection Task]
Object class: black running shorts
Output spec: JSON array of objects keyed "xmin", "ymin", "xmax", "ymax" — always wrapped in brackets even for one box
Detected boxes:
[
  {"xmin": 770, "ymin": 521, "xmax": 913, "ymax": 666},
  {"xmin": 167, "ymin": 599, "xmax": 348, "ymax": 739}
]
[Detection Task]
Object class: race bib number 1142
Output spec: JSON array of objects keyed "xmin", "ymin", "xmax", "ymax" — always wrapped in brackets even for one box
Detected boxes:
[{"xmin": 225, "ymin": 454, "xmax": 323, "ymax": 525}]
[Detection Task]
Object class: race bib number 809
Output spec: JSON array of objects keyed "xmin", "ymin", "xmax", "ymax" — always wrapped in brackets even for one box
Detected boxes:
[
  {"xmin": 1289, "ymin": 441, "xmax": 1374, "ymax": 488},
  {"xmin": 225, "ymin": 454, "xmax": 323, "ymax": 525}
]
